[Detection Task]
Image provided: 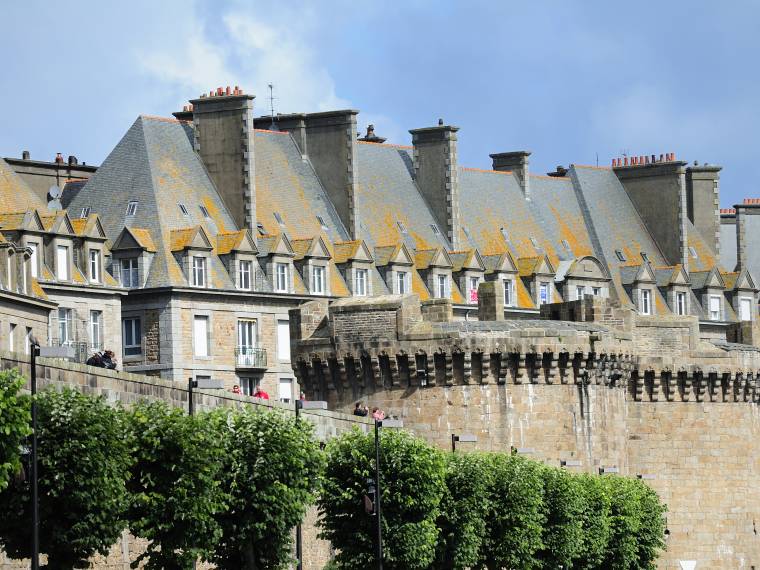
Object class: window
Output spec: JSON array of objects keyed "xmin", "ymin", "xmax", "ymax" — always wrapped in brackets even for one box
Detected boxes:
[
  {"xmin": 24, "ymin": 327, "xmax": 32, "ymax": 355},
  {"xmin": 689, "ymin": 246, "xmax": 698, "ymax": 259},
  {"xmin": 8, "ymin": 323, "xmax": 15, "ymax": 352},
  {"xmin": 437, "ymin": 274, "xmax": 448, "ymax": 299},
  {"xmin": 312, "ymin": 265, "xmax": 325, "ymax": 295},
  {"xmin": 89, "ymin": 249, "xmax": 100, "ymax": 283},
  {"xmin": 430, "ymin": 224, "xmax": 440, "ymax": 235},
  {"xmin": 126, "ymin": 201, "xmax": 138, "ymax": 216},
  {"xmin": 539, "ymin": 282, "xmax": 550, "ymax": 305},
  {"xmin": 90, "ymin": 310, "xmax": 102, "ymax": 350},
  {"xmin": 237, "ymin": 320, "xmax": 256, "ymax": 350},
  {"xmin": 28, "ymin": 242, "xmax": 38, "ymax": 278},
  {"xmin": 56, "ymin": 245, "xmax": 69, "ymax": 280},
  {"xmin": 58, "ymin": 308, "xmax": 73, "ymax": 344},
  {"xmin": 397, "ymin": 221, "xmax": 407, "ymax": 233},
  {"xmin": 640, "ymin": 289, "xmax": 652, "ymax": 315},
  {"xmin": 123, "ymin": 317, "xmax": 142, "ymax": 356},
  {"xmin": 240, "ymin": 377, "xmax": 257, "ymax": 396},
  {"xmin": 469, "ymin": 276, "xmax": 480, "ymax": 303},
  {"xmin": 80, "ymin": 207, "xmax": 91, "ymax": 218},
  {"xmin": 615, "ymin": 250, "xmax": 626, "ymax": 262},
  {"xmin": 256, "ymin": 222, "xmax": 266, "ymax": 236},
  {"xmin": 397, "ymin": 271, "xmax": 409, "ymax": 295},
  {"xmin": 192, "ymin": 256, "xmax": 207, "ymax": 287},
  {"xmin": 178, "ymin": 203, "xmax": 189, "ymax": 216},
  {"xmin": 316, "ymin": 215, "xmax": 328, "ymax": 229},
  {"xmin": 504, "ymin": 279, "xmax": 513, "ymax": 306},
  {"xmin": 273, "ymin": 211, "xmax": 284, "ymax": 225},
  {"xmin": 592, "ymin": 287, "xmax": 601, "ymax": 297},
  {"xmin": 640, "ymin": 252, "xmax": 649, "ymax": 263},
  {"xmin": 279, "ymin": 378, "xmax": 293, "ymax": 403},
  {"xmin": 355, "ymin": 268, "xmax": 368, "ymax": 296},
  {"xmin": 193, "ymin": 315, "xmax": 209, "ymax": 357},
  {"xmin": 709, "ymin": 295, "xmax": 721, "ymax": 321},
  {"xmin": 120, "ymin": 258, "xmax": 139, "ymax": 288},
  {"xmin": 200, "ymin": 205, "xmax": 210, "ymax": 218},
  {"xmin": 529, "ymin": 236, "xmax": 539, "ymax": 248},
  {"xmin": 676, "ymin": 292, "xmax": 687, "ymax": 316},
  {"xmin": 239, "ymin": 260, "xmax": 252, "ymax": 290},
  {"xmin": 740, "ymin": 297, "xmax": 753, "ymax": 322},
  {"xmin": 275, "ymin": 262, "xmax": 289, "ymax": 292},
  {"xmin": 576, "ymin": 285, "xmax": 586, "ymax": 300},
  {"xmin": 500, "ymin": 228, "xmax": 511, "ymax": 243},
  {"xmin": 277, "ymin": 320, "xmax": 290, "ymax": 361}
]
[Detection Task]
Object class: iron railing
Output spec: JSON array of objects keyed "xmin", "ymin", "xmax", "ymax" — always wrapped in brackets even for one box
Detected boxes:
[{"xmin": 235, "ymin": 347, "xmax": 267, "ymax": 369}]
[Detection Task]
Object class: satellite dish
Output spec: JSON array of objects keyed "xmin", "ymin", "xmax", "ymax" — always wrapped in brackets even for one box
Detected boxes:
[
  {"xmin": 48, "ymin": 185, "xmax": 62, "ymax": 199},
  {"xmin": 48, "ymin": 199, "xmax": 62, "ymax": 211}
]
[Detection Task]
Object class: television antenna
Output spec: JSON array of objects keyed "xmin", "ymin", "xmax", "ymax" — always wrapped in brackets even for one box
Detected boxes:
[{"xmin": 268, "ymin": 83, "xmax": 278, "ymax": 131}]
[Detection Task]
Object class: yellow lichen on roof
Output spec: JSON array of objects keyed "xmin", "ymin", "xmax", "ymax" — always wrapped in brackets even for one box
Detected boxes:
[
  {"xmin": 0, "ymin": 213, "xmax": 28, "ymax": 230},
  {"xmin": 414, "ymin": 249, "xmax": 437, "ymax": 270},
  {"xmin": 104, "ymin": 271, "xmax": 119, "ymax": 287},
  {"xmin": 0, "ymin": 159, "xmax": 46, "ymax": 211},
  {"xmin": 517, "ymin": 256, "xmax": 541, "ymax": 277},
  {"xmin": 721, "ymin": 271, "xmax": 739, "ymax": 290},
  {"xmin": 39, "ymin": 214, "xmax": 56, "ymax": 231},
  {"xmin": 412, "ymin": 270, "xmax": 430, "ymax": 301},
  {"xmin": 655, "ymin": 290, "xmax": 668, "ymax": 314},
  {"xmin": 333, "ymin": 241, "xmax": 361, "ymax": 264},
  {"xmin": 329, "ymin": 263, "xmax": 350, "ymax": 296},
  {"xmin": 72, "ymin": 266, "xmax": 86, "ymax": 284},
  {"xmin": 70, "ymin": 218, "xmax": 87, "ymax": 235},
  {"xmin": 290, "ymin": 238, "xmax": 314, "ymax": 260},
  {"xmin": 549, "ymin": 205, "xmax": 593, "ymax": 258},
  {"xmin": 687, "ymin": 230, "xmax": 717, "ymax": 271},
  {"xmin": 129, "ymin": 228, "xmax": 157, "ymax": 252},
  {"xmin": 169, "ymin": 228, "xmax": 197, "ymax": 251},
  {"xmin": 451, "ymin": 281, "xmax": 465, "ymax": 304},
  {"xmin": 516, "ymin": 278, "xmax": 535, "ymax": 308},
  {"xmin": 216, "ymin": 231, "xmax": 246, "ymax": 255},
  {"xmin": 201, "ymin": 196, "xmax": 229, "ymax": 234},
  {"xmin": 30, "ymin": 278, "xmax": 48, "ymax": 300}
]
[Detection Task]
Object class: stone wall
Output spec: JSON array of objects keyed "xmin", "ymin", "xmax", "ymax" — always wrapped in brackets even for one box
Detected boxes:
[{"xmin": 0, "ymin": 349, "xmax": 370, "ymax": 570}]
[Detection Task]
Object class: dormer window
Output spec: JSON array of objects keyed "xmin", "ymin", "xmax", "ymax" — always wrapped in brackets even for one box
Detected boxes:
[
  {"xmin": 539, "ymin": 282, "xmax": 550, "ymax": 305},
  {"xmin": 28, "ymin": 243, "xmax": 38, "ymax": 278},
  {"xmin": 615, "ymin": 250, "xmax": 626, "ymax": 262},
  {"xmin": 179, "ymin": 203, "xmax": 189, "ymax": 216},
  {"xmin": 437, "ymin": 274, "xmax": 448, "ymax": 299},
  {"xmin": 120, "ymin": 258, "xmax": 139, "ymax": 288},
  {"xmin": 709, "ymin": 295, "xmax": 721, "ymax": 321},
  {"xmin": 56, "ymin": 245, "xmax": 69, "ymax": 281},
  {"xmin": 640, "ymin": 289, "xmax": 652, "ymax": 315},
  {"xmin": 200, "ymin": 205, "xmax": 210, "ymax": 219},
  {"xmin": 676, "ymin": 292, "xmax": 687, "ymax": 315},
  {"xmin": 274, "ymin": 212, "xmax": 284, "ymax": 225},
  {"xmin": 126, "ymin": 201, "xmax": 138, "ymax": 216},
  {"xmin": 312, "ymin": 266, "xmax": 325, "ymax": 295},
  {"xmin": 469, "ymin": 276, "xmax": 480, "ymax": 303},
  {"xmin": 504, "ymin": 279, "xmax": 514, "ymax": 306},
  {"xmin": 192, "ymin": 256, "xmax": 207, "ymax": 287},
  {"xmin": 397, "ymin": 271, "xmax": 409, "ymax": 295},
  {"xmin": 80, "ymin": 207, "xmax": 91, "ymax": 218},
  {"xmin": 355, "ymin": 268, "xmax": 368, "ymax": 296},
  {"xmin": 275, "ymin": 262, "xmax": 289, "ymax": 293},
  {"xmin": 89, "ymin": 249, "xmax": 101, "ymax": 283},
  {"xmin": 239, "ymin": 260, "xmax": 252, "ymax": 290},
  {"xmin": 740, "ymin": 297, "xmax": 753, "ymax": 321}
]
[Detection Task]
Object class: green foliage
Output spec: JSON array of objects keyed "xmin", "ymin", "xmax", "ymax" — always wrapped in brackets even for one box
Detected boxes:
[
  {"xmin": 209, "ymin": 407, "xmax": 324, "ymax": 570},
  {"xmin": 479, "ymin": 453, "xmax": 546, "ymax": 570},
  {"xmin": 319, "ymin": 428, "xmax": 446, "ymax": 570},
  {"xmin": 0, "ymin": 388, "xmax": 132, "ymax": 569},
  {"xmin": 433, "ymin": 453, "xmax": 491, "ymax": 570},
  {"xmin": 574, "ymin": 474, "xmax": 612, "ymax": 569},
  {"xmin": 536, "ymin": 466, "xmax": 584, "ymax": 569},
  {"xmin": 601, "ymin": 476, "xmax": 667, "ymax": 570},
  {"xmin": 0, "ymin": 369, "xmax": 30, "ymax": 492},
  {"xmin": 127, "ymin": 401, "xmax": 227, "ymax": 570}
]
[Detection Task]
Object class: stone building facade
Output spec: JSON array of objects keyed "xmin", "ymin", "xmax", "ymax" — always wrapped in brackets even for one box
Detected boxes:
[{"xmin": 290, "ymin": 290, "xmax": 760, "ymax": 569}]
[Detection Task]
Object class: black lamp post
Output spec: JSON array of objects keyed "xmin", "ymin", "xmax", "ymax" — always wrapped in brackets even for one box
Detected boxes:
[
  {"xmin": 294, "ymin": 399, "xmax": 327, "ymax": 570},
  {"xmin": 30, "ymin": 341, "xmax": 40, "ymax": 570},
  {"xmin": 187, "ymin": 377, "xmax": 197, "ymax": 416},
  {"xmin": 372, "ymin": 418, "xmax": 403, "ymax": 570}
]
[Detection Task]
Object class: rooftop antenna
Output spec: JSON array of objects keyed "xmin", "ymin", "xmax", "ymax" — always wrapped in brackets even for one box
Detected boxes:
[{"xmin": 268, "ymin": 83, "xmax": 278, "ymax": 131}]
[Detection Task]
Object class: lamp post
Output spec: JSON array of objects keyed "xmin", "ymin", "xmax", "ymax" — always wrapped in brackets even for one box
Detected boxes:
[
  {"xmin": 188, "ymin": 377, "xmax": 196, "ymax": 416},
  {"xmin": 373, "ymin": 418, "xmax": 403, "ymax": 570},
  {"xmin": 30, "ymin": 341, "xmax": 40, "ymax": 570},
  {"xmin": 450, "ymin": 433, "xmax": 478, "ymax": 453},
  {"xmin": 294, "ymin": 399, "xmax": 327, "ymax": 570}
]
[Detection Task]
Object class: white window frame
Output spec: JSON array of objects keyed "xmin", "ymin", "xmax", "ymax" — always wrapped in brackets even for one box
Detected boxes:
[
  {"xmin": 312, "ymin": 265, "xmax": 325, "ymax": 295},
  {"xmin": 355, "ymin": 268, "xmax": 369, "ymax": 296},
  {"xmin": 237, "ymin": 319, "xmax": 257, "ymax": 350},
  {"xmin": 121, "ymin": 258, "xmax": 139, "ymax": 288},
  {"xmin": 122, "ymin": 317, "xmax": 142, "ymax": 356},
  {"xmin": 238, "ymin": 260, "xmax": 252, "ymax": 290},
  {"xmin": 24, "ymin": 327, "xmax": 32, "ymax": 355},
  {"xmin": 676, "ymin": 291, "xmax": 687, "ymax": 316},
  {"xmin": 277, "ymin": 319, "xmax": 290, "ymax": 361},
  {"xmin": 89, "ymin": 249, "xmax": 100, "ymax": 283},
  {"xmin": 192, "ymin": 256, "xmax": 207, "ymax": 287},
  {"xmin": 56, "ymin": 245, "xmax": 69, "ymax": 281},
  {"xmin": 9, "ymin": 323, "xmax": 15, "ymax": 353},
  {"xmin": 469, "ymin": 276, "xmax": 480, "ymax": 303},
  {"xmin": 592, "ymin": 287, "xmax": 601, "ymax": 297},
  {"xmin": 278, "ymin": 377, "xmax": 293, "ymax": 403},
  {"xmin": 275, "ymin": 262, "xmax": 289, "ymax": 293},
  {"xmin": 193, "ymin": 315, "xmax": 210, "ymax": 357},
  {"xmin": 740, "ymin": 297, "xmax": 753, "ymax": 322},
  {"xmin": 437, "ymin": 274, "xmax": 448, "ymax": 299},
  {"xmin": 539, "ymin": 282, "xmax": 550, "ymax": 305},
  {"xmin": 240, "ymin": 377, "xmax": 256, "ymax": 396},
  {"xmin": 503, "ymin": 279, "xmax": 513, "ymax": 306},
  {"xmin": 640, "ymin": 289, "xmax": 652, "ymax": 315},
  {"xmin": 709, "ymin": 295, "xmax": 721, "ymax": 321},
  {"xmin": 58, "ymin": 308, "xmax": 73, "ymax": 344},
  {"xmin": 126, "ymin": 201, "xmax": 138, "ymax": 216},
  {"xmin": 576, "ymin": 285, "xmax": 586, "ymax": 300},
  {"xmin": 396, "ymin": 271, "xmax": 409, "ymax": 295},
  {"xmin": 90, "ymin": 310, "xmax": 102, "ymax": 350},
  {"xmin": 28, "ymin": 242, "xmax": 38, "ymax": 278}
]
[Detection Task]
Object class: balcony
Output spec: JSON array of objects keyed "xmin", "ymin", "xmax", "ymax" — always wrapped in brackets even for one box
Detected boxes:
[
  {"xmin": 235, "ymin": 347, "xmax": 267, "ymax": 369},
  {"xmin": 50, "ymin": 339, "xmax": 100, "ymax": 364}
]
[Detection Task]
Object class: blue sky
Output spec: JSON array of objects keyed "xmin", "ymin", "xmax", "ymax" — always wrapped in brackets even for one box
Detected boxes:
[{"xmin": 2, "ymin": 0, "xmax": 758, "ymax": 206}]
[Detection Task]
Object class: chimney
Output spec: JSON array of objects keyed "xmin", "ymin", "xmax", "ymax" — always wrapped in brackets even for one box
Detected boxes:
[
  {"xmin": 685, "ymin": 163, "xmax": 722, "ymax": 256},
  {"xmin": 67, "ymin": 155, "xmax": 78, "ymax": 167},
  {"xmin": 189, "ymin": 86, "xmax": 256, "ymax": 232},
  {"xmin": 612, "ymin": 152, "xmax": 689, "ymax": 268},
  {"xmin": 54, "ymin": 153, "xmax": 64, "ymax": 164},
  {"xmin": 21, "ymin": 150, "xmax": 30, "ymax": 160},
  {"xmin": 733, "ymin": 200, "xmax": 760, "ymax": 272},
  {"xmin": 490, "ymin": 151, "xmax": 531, "ymax": 200},
  {"xmin": 409, "ymin": 123, "xmax": 461, "ymax": 248},
  {"xmin": 300, "ymin": 110, "xmax": 360, "ymax": 239},
  {"xmin": 253, "ymin": 112, "xmax": 309, "ymax": 158}
]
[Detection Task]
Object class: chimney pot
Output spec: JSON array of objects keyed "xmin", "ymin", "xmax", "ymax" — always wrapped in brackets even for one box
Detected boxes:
[
  {"xmin": 624, "ymin": 157, "xmax": 629, "ymax": 166},
  {"xmin": 54, "ymin": 153, "xmax": 64, "ymax": 164},
  {"xmin": 225, "ymin": 86, "xmax": 231, "ymax": 95},
  {"xmin": 611, "ymin": 158, "xmax": 616, "ymax": 167},
  {"xmin": 21, "ymin": 150, "xmax": 30, "ymax": 160},
  {"xmin": 68, "ymin": 155, "xmax": 78, "ymax": 166},
  {"xmin": 651, "ymin": 154, "xmax": 656, "ymax": 163},
  {"xmin": 645, "ymin": 156, "xmax": 650, "ymax": 164}
]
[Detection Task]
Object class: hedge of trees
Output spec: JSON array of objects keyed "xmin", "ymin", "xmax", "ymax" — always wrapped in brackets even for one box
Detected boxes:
[
  {"xmin": 319, "ymin": 428, "xmax": 668, "ymax": 570},
  {"xmin": 0, "ymin": 369, "xmax": 667, "ymax": 570}
]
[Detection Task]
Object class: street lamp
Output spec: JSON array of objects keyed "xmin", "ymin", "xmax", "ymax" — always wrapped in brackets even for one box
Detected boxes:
[
  {"xmin": 373, "ymin": 417, "xmax": 403, "ymax": 570},
  {"xmin": 30, "ymin": 342, "xmax": 40, "ymax": 570},
  {"xmin": 295, "ymin": 399, "xmax": 327, "ymax": 570},
  {"xmin": 450, "ymin": 433, "xmax": 478, "ymax": 453}
]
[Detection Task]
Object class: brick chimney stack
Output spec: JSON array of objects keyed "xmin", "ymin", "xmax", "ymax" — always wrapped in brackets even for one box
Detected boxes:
[
  {"xmin": 686, "ymin": 163, "xmax": 722, "ymax": 256},
  {"xmin": 490, "ymin": 151, "xmax": 531, "ymax": 200},
  {"xmin": 189, "ymin": 86, "xmax": 256, "ymax": 232},
  {"xmin": 409, "ymin": 122, "xmax": 461, "ymax": 248}
]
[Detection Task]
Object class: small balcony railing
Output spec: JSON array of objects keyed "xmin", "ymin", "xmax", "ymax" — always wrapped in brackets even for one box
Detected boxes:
[{"xmin": 235, "ymin": 347, "xmax": 267, "ymax": 369}]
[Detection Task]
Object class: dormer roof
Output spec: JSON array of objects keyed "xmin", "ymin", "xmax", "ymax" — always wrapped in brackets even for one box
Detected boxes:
[
  {"xmin": 40, "ymin": 211, "xmax": 75, "ymax": 235},
  {"xmin": 482, "ymin": 251, "xmax": 518, "ymax": 274},
  {"xmin": 654, "ymin": 264, "xmax": 690, "ymax": 287},
  {"xmin": 257, "ymin": 233, "xmax": 295, "ymax": 257},
  {"xmin": 414, "ymin": 247, "xmax": 453, "ymax": 270},
  {"xmin": 169, "ymin": 226, "xmax": 213, "ymax": 252},
  {"xmin": 216, "ymin": 230, "xmax": 258, "ymax": 255},
  {"xmin": 690, "ymin": 266, "xmax": 725, "ymax": 290},
  {"xmin": 71, "ymin": 214, "xmax": 107, "ymax": 240},
  {"xmin": 554, "ymin": 255, "xmax": 610, "ymax": 282},
  {"xmin": 449, "ymin": 249, "xmax": 485, "ymax": 272},
  {"xmin": 333, "ymin": 240, "xmax": 373, "ymax": 264},
  {"xmin": 291, "ymin": 235, "xmax": 332, "ymax": 261},
  {"xmin": 374, "ymin": 242, "xmax": 414, "ymax": 267},
  {"xmin": 620, "ymin": 261, "xmax": 657, "ymax": 285},
  {"xmin": 517, "ymin": 254, "xmax": 555, "ymax": 277},
  {"xmin": 722, "ymin": 268, "xmax": 756, "ymax": 292},
  {"xmin": 0, "ymin": 210, "xmax": 46, "ymax": 233}
]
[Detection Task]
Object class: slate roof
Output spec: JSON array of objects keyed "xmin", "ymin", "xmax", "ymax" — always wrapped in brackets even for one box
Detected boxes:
[{"xmin": 0, "ymin": 157, "xmax": 46, "ymax": 212}]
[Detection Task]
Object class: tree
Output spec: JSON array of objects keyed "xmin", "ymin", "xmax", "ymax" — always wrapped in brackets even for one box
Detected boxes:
[
  {"xmin": 632, "ymin": 479, "xmax": 667, "ymax": 570},
  {"xmin": 433, "ymin": 453, "xmax": 491, "ymax": 570},
  {"xmin": 479, "ymin": 453, "xmax": 546, "ymax": 570},
  {"xmin": 209, "ymin": 407, "xmax": 324, "ymax": 570},
  {"xmin": 319, "ymin": 428, "xmax": 446, "ymax": 570},
  {"xmin": 0, "ymin": 388, "xmax": 132, "ymax": 569},
  {"xmin": 536, "ymin": 466, "xmax": 584, "ymax": 569},
  {"xmin": 127, "ymin": 401, "xmax": 227, "ymax": 570},
  {"xmin": 573, "ymin": 474, "xmax": 611, "ymax": 570},
  {"xmin": 0, "ymin": 369, "xmax": 30, "ymax": 492}
]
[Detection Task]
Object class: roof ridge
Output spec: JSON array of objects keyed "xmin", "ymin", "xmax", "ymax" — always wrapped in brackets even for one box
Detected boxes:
[
  {"xmin": 140, "ymin": 114, "xmax": 189, "ymax": 125},
  {"xmin": 357, "ymin": 140, "xmax": 413, "ymax": 150},
  {"xmin": 572, "ymin": 164, "xmax": 613, "ymax": 171},
  {"xmin": 254, "ymin": 128, "xmax": 289, "ymax": 135},
  {"xmin": 461, "ymin": 167, "xmax": 512, "ymax": 175}
]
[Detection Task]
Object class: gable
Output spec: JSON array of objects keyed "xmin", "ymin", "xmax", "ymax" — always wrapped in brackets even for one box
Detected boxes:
[
  {"xmin": 392, "ymin": 243, "xmax": 414, "ymax": 266},
  {"xmin": 567, "ymin": 256, "xmax": 608, "ymax": 280},
  {"xmin": 430, "ymin": 248, "xmax": 453, "ymax": 268},
  {"xmin": 112, "ymin": 227, "xmax": 145, "ymax": 251},
  {"xmin": 189, "ymin": 227, "xmax": 213, "ymax": 250},
  {"xmin": 705, "ymin": 268, "xmax": 725, "ymax": 289},
  {"xmin": 735, "ymin": 269, "xmax": 756, "ymax": 291},
  {"xmin": 534, "ymin": 255, "xmax": 555, "ymax": 275},
  {"xmin": 671, "ymin": 266, "xmax": 689, "ymax": 285},
  {"xmin": 635, "ymin": 263, "xmax": 656, "ymax": 284},
  {"xmin": 310, "ymin": 236, "xmax": 331, "ymax": 259}
]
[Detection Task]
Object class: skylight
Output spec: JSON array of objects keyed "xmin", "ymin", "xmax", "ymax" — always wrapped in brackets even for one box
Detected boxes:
[
  {"xmin": 430, "ymin": 224, "xmax": 440, "ymax": 235},
  {"xmin": 178, "ymin": 203, "xmax": 189, "ymax": 216},
  {"xmin": 80, "ymin": 207, "xmax": 90, "ymax": 218},
  {"xmin": 126, "ymin": 201, "xmax": 138, "ymax": 216},
  {"xmin": 689, "ymin": 246, "xmax": 698, "ymax": 259},
  {"xmin": 615, "ymin": 250, "xmax": 626, "ymax": 262},
  {"xmin": 397, "ymin": 221, "xmax": 408, "ymax": 234},
  {"xmin": 316, "ymin": 215, "xmax": 328, "ymax": 229},
  {"xmin": 500, "ymin": 228, "xmax": 511, "ymax": 243},
  {"xmin": 561, "ymin": 239, "xmax": 571, "ymax": 252},
  {"xmin": 640, "ymin": 252, "xmax": 649, "ymax": 262},
  {"xmin": 274, "ymin": 212, "xmax": 284, "ymax": 225},
  {"xmin": 200, "ymin": 205, "xmax": 210, "ymax": 219},
  {"xmin": 256, "ymin": 222, "xmax": 266, "ymax": 236}
]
